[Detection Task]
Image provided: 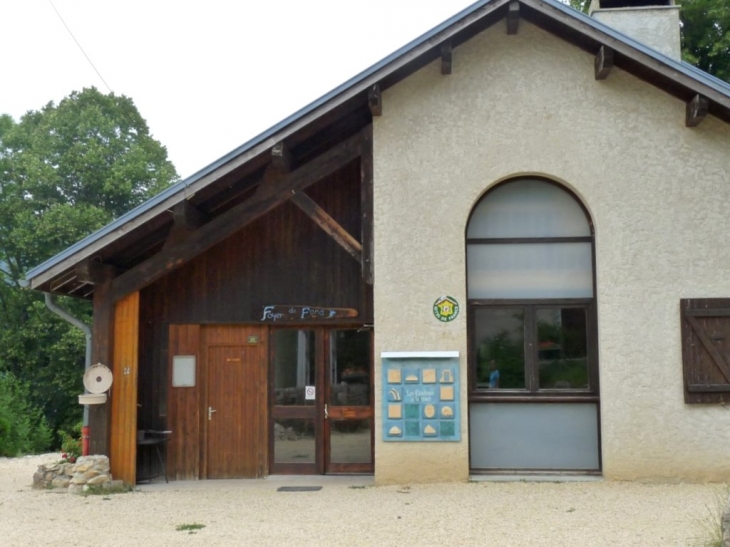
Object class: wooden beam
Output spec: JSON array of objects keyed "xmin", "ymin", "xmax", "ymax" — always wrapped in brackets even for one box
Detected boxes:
[
  {"xmin": 507, "ymin": 1, "xmax": 519, "ymax": 35},
  {"xmin": 75, "ymin": 259, "xmax": 118, "ymax": 285},
  {"xmin": 164, "ymin": 201, "xmax": 209, "ymax": 249},
  {"xmin": 110, "ymin": 131, "xmax": 363, "ymax": 300},
  {"xmin": 686, "ymin": 94, "xmax": 709, "ymax": 127},
  {"xmin": 271, "ymin": 141, "xmax": 292, "ymax": 172},
  {"xmin": 368, "ymin": 84, "xmax": 382, "ymax": 117},
  {"xmin": 594, "ymin": 46, "xmax": 614, "ymax": 80},
  {"xmin": 360, "ymin": 124, "xmax": 374, "ymax": 285},
  {"xmin": 441, "ymin": 42, "xmax": 452, "ymax": 75},
  {"xmin": 290, "ymin": 190, "xmax": 362, "ymax": 263},
  {"xmin": 172, "ymin": 201, "xmax": 207, "ymax": 230}
]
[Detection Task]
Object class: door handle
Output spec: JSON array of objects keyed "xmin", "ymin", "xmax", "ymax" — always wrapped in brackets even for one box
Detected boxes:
[
  {"xmin": 324, "ymin": 404, "xmax": 329, "ymax": 420},
  {"xmin": 208, "ymin": 407, "xmax": 217, "ymax": 421}
]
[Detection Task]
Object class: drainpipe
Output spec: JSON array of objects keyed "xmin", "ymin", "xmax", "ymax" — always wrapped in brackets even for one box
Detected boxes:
[{"xmin": 44, "ymin": 293, "xmax": 92, "ymax": 453}]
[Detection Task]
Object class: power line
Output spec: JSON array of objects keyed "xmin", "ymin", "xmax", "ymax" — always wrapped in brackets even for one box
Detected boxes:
[{"xmin": 47, "ymin": 0, "xmax": 113, "ymax": 93}]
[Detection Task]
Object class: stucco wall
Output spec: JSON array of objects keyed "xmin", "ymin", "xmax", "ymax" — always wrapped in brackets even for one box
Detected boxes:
[
  {"xmin": 591, "ymin": 6, "xmax": 682, "ymax": 60},
  {"xmin": 372, "ymin": 20, "xmax": 730, "ymax": 483}
]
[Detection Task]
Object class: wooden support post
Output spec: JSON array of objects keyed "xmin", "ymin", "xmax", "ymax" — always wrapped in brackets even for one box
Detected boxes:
[
  {"xmin": 291, "ymin": 190, "xmax": 362, "ymax": 263},
  {"xmin": 441, "ymin": 42, "xmax": 452, "ymax": 75},
  {"xmin": 360, "ymin": 124, "xmax": 374, "ymax": 285},
  {"xmin": 109, "ymin": 291, "xmax": 139, "ymax": 486},
  {"xmin": 110, "ymin": 131, "xmax": 363, "ymax": 300},
  {"xmin": 507, "ymin": 1, "xmax": 519, "ymax": 35},
  {"xmin": 686, "ymin": 94, "xmax": 708, "ymax": 127},
  {"xmin": 369, "ymin": 84, "xmax": 382, "ymax": 117},
  {"xmin": 88, "ymin": 275, "xmax": 115, "ymax": 456},
  {"xmin": 595, "ymin": 46, "xmax": 614, "ymax": 80}
]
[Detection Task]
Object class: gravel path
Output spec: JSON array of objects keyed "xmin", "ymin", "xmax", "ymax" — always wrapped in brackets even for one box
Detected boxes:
[{"xmin": 1, "ymin": 454, "xmax": 725, "ymax": 546}]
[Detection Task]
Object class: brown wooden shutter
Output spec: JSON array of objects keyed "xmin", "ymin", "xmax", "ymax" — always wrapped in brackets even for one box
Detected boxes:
[{"xmin": 680, "ymin": 298, "xmax": 730, "ymax": 404}]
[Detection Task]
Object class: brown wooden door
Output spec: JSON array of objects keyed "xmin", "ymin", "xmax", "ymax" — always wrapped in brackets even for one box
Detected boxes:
[{"xmin": 205, "ymin": 340, "xmax": 266, "ymax": 479}]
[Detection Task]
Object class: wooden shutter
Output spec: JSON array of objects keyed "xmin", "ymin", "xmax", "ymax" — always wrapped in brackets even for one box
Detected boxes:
[{"xmin": 680, "ymin": 298, "xmax": 730, "ymax": 404}]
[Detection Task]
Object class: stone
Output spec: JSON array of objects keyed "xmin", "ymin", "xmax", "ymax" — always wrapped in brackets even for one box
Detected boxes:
[
  {"xmin": 86, "ymin": 474, "xmax": 109, "ymax": 486},
  {"xmin": 43, "ymin": 463, "xmax": 59, "ymax": 472},
  {"xmin": 82, "ymin": 469, "xmax": 100, "ymax": 481},
  {"xmin": 51, "ymin": 477, "xmax": 70, "ymax": 489},
  {"xmin": 67, "ymin": 484, "xmax": 83, "ymax": 494},
  {"xmin": 103, "ymin": 480, "xmax": 124, "ymax": 490},
  {"xmin": 44, "ymin": 472, "xmax": 55, "ymax": 481},
  {"xmin": 70, "ymin": 474, "xmax": 87, "ymax": 485},
  {"xmin": 73, "ymin": 461, "xmax": 94, "ymax": 473}
]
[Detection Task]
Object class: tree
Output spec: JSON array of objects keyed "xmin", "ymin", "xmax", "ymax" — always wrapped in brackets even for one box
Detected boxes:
[
  {"xmin": 0, "ymin": 88, "xmax": 178, "ymax": 450},
  {"xmin": 564, "ymin": 0, "xmax": 730, "ymax": 83},
  {"xmin": 679, "ymin": 0, "xmax": 730, "ymax": 82}
]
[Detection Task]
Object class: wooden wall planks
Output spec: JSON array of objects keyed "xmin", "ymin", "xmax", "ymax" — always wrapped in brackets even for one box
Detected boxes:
[{"xmin": 109, "ymin": 292, "xmax": 139, "ymax": 485}]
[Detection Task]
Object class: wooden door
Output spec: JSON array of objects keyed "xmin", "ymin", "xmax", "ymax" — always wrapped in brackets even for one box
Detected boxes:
[
  {"xmin": 324, "ymin": 329, "xmax": 373, "ymax": 474},
  {"xmin": 205, "ymin": 329, "xmax": 267, "ymax": 478}
]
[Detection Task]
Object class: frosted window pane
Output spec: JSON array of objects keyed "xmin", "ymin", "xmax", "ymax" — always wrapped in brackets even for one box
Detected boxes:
[
  {"xmin": 467, "ymin": 243, "xmax": 593, "ymax": 298},
  {"xmin": 468, "ymin": 179, "xmax": 590, "ymax": 238},
  {"xmin": 469, "ymin": 403, "xmax": 599, "ymax": 470}
]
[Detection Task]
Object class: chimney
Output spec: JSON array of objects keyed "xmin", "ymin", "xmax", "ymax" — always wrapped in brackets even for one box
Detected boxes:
[{"xmin": 588, "ymin": 0, "xmax": 681, "ymax": 60}]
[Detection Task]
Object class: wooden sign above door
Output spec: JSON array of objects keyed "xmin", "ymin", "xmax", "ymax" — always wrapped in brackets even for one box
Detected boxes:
[{"xmin": 259, "ymin": 305, "xmax": 358, "ymax": 322}]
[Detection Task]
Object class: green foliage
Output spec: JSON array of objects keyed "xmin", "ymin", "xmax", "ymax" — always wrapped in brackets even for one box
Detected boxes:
[
  {"xmin": 176, "ymin": 523, "xmax": 206, "ymax": 533},
  {"xmin": 679, "ymin": 0, "xmax": 730, "ymax": 82},
  {"xmin": 0, "ymin": 371, "xmax": 52, "ymax": 456},
  {"xmin": 60, "ymin": 421, "xmax": 82, "ymax": 463},
  {"xmin": 0, "ymin": 87, "xmax": 178, "ymax": 450}
]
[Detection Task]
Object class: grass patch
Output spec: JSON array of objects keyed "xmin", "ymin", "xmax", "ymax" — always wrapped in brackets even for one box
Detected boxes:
[
  {"xmin": 176, "ymin": 523, "xmax": 206, "ymax": 534},
  {"xmin": 690, "ymin": 485, "xmax": 728, "ymax": 547},
  {"xmin": 81, "ymin": 483, "xmax": 134, "ymax": 496}
]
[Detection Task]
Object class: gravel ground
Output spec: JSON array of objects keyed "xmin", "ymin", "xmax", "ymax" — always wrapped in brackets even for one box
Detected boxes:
[{"xmin": 1, "ymin": 454, "xmax": 726, "ymax": 547}]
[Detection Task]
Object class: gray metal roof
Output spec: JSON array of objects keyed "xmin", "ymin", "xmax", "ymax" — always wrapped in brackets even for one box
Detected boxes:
[{"xmin": 25, "ymin": 0, "xmax": 730, "ymax": 286}]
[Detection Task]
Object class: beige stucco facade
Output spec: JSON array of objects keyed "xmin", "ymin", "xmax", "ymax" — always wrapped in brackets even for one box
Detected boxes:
[{"xmin": 372, "ymin": 20, "xmax": 730, "ymax": 484}]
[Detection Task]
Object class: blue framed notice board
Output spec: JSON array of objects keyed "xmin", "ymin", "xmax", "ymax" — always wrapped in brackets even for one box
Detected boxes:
[{"xmin": 381, "ymin": 351, "xmax": 460, "ymax": 442}]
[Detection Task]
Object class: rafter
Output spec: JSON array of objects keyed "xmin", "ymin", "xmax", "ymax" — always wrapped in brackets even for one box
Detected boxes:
[
  {"xmin": 110, "ymin": 131, "xmax": 363, "ymax": 300},
  {"xmin": 507, "ymin": 1, "xmax": 519, "ymax": 35},
  {"xmin": 291, "ymin": 190, "xmax": 362, "ymax": 263},
  {"xmin": 441, "ymin": 42, "xmax": 452, "ymax": 75},
  {"xmin": 368, "ymin": 84, "xmax": 382, "ymax": 117},
  {"xmin": 595, "ymin": 46, "xmax": 613, "ymax": 80},
  {"xmin": 686, "ymin": 94, "xmax": 708, "ymax": 127}
]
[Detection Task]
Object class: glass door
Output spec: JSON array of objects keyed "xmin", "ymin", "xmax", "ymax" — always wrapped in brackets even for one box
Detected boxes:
[
  {"xmin": 270, "ymin": 327, "xmax": 373, "ymax": 475},
  {"xmin": 270, "ymin": 329, "xmax": 322, "ymax": 474},
  {"xmin": 324, "ymin": 329, "xmax": 373, "ymax": 474}
]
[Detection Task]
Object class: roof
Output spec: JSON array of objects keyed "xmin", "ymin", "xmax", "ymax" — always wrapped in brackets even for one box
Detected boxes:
[{"xmin": 26, "ymin": 0, "xmax": 730, "ymax": 296}]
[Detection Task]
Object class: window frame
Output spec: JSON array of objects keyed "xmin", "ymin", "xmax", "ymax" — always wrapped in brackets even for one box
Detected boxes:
[
  {"xmin": 466, "ymin": 178, "xmax": 599, "ymax": 404},
  {"xmin": 468, "ymin": 299, "xmax": 599, "ymax": 401}
]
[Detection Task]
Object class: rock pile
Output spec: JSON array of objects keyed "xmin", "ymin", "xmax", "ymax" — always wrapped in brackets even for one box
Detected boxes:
[{"xmin": 32, "ymin": 455, "xmax": 123, "ymax": 493}]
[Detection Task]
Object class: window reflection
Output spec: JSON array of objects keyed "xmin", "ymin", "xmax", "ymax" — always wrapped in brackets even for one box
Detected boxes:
[
  {"xmin": 329, "ymin": 420, "xmax": 372, "ymax": 464},
  {"xmin": 273, "ymin": 419, "xmax": 316, "ymax": 463},
  {"xmin": 330, "ymin": 330, "xmax": 370, "ymax": 406},
  {"xmin": 273, "ymin": 330, "xmax": 315, "ymax": 406},
  {"xmin": 473, "ymin": 308, "xmax": 525, "ymax": 389},
  {"xmin": 537, "ymin": 308, "xmax": 589, "ymax": 389}
]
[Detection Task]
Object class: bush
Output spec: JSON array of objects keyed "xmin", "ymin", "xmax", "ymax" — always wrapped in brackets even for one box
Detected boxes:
[
  {"xmin": 0, "ymin": 371, "xmax": 52, "ymax": 456},
  {"xmin": 59, "ymin": 422, "xmax": 82, "ymax": 463}
]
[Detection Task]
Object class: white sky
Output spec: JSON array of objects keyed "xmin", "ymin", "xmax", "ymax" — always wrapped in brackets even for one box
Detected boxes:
[{"xmin": 1, "ymin": 0, "xmax": 477, "ymax": 179}]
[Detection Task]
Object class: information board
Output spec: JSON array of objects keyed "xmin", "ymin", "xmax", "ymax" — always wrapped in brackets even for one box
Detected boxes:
[{"xmin": 381, "ymin": 352, "xmax": 460, "ymax": 442}]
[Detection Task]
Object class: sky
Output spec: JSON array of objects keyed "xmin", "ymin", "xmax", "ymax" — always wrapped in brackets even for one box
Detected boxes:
[{"xmin": 1, "ymin": 0, "xmax": 478, "ymax": 180}]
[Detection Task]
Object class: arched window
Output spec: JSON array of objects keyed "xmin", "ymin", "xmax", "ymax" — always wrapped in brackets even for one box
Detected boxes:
[{"xmin": 467, "ymin": 178, "xmax": 600, "ymax": 472}]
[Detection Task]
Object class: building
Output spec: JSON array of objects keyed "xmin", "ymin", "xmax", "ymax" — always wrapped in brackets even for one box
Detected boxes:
[{"xmin": 25, "ymin": 0, "xmax": 730, "ymax": 485}]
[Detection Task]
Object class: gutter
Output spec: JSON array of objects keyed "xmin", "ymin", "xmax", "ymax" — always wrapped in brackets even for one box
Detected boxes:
[{"xmin": 44, "ymin": 293, "xmax": 92, "ymax": 427}]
